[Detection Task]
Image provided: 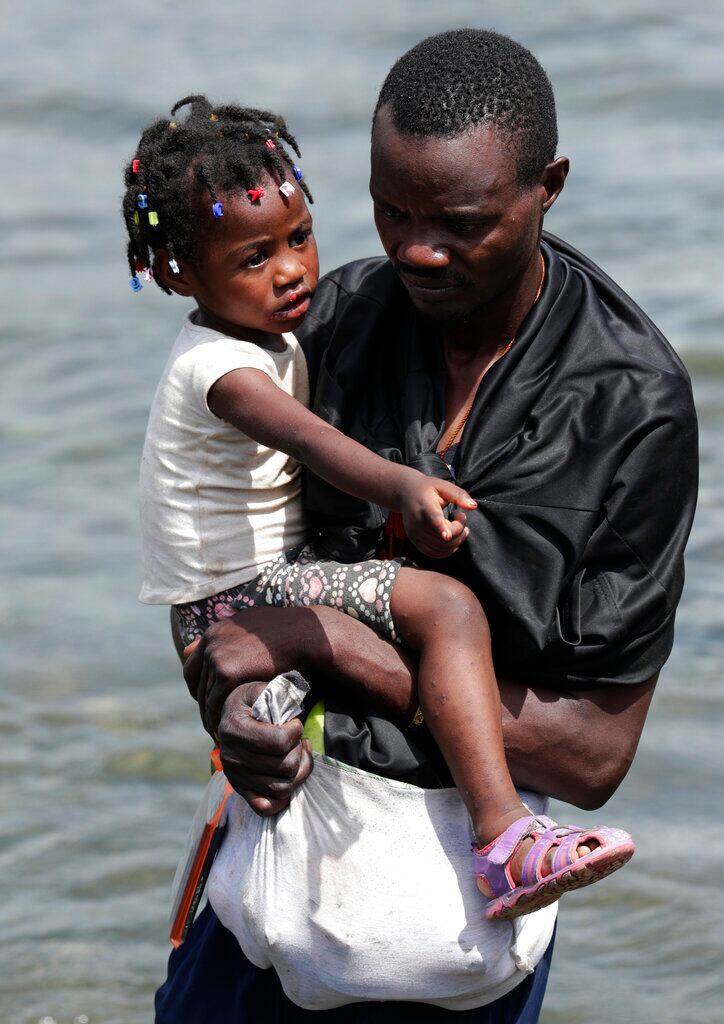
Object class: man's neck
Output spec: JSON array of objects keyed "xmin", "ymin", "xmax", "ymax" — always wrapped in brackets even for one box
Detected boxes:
[{"xmin": 441, "ymin": 249, "xmax": 544, "ymax": 363}]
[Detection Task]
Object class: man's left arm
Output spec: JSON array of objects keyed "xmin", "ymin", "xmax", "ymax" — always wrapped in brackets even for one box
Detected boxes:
[{"xmin": 498, "ymin": 673, "xmax": 657, "ymax": 810}]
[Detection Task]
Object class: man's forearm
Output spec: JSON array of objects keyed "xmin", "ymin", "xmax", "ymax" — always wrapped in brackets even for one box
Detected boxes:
[
  {"xmin": 309, "ymin": 605, "xmax": 419, "ymax": 724},
  {"xmin": 183, "ymin": 605, "xmax": 655, "ymax": 810}
]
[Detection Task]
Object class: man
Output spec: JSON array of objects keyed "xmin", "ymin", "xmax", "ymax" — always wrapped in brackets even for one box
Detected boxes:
[{"xmin": 157, "ymin": 29, "xmax": 697, "ymax": 1023}]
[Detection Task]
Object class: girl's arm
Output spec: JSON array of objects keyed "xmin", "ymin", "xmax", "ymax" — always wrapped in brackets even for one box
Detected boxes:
[{"xmin": 208, "ymin": 367, "xmax": 476, "ymax": 558}]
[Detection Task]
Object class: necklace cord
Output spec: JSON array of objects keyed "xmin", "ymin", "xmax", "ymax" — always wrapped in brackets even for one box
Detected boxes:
[{"xmin": 438, "ymin": 253, "xmax": 546, "ymax": 458}]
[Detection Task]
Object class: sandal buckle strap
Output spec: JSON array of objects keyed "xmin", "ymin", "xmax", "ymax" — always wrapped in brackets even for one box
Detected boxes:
[{"xmin": 480, "ymin": 815, "xmax": 556, "ymax": 866}]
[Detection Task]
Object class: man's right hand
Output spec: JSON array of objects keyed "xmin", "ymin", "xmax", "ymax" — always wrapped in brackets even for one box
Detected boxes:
[
  {"xmin": 182, "ymin": 612, "xmax": 317, "ymax": 815},
  {"xmin": 180, "ymin": 604, "xmax": 417, "ymax": 815},
  {"xmin": 183, "ymin": 609, "xmax": 309, "ymax": 735},
  {"xmin": 215, "ymin": 682, "xmax": 313, "ymax": 816}
]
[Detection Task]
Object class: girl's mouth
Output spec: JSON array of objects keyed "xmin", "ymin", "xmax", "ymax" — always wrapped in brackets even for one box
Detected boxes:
[{"xmin": 271, "ymin": 289, "xmax": 312, "ymax": 320}]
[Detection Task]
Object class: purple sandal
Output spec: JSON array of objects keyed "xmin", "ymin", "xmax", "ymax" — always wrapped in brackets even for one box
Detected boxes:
[{"xmin": 473, "ymin": 814, "xmax": 635, "ymax": 921}]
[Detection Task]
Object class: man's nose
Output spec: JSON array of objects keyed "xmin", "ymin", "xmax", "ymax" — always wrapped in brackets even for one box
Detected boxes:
[{"xmin": 396, "ymin": 237, "xmax": 450, "ymax": 269}]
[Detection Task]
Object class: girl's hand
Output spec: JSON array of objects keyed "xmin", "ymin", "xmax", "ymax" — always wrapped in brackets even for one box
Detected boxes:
[{"xmin": 399, "ymin": 473, "xmax": 476, "ymax": 558}]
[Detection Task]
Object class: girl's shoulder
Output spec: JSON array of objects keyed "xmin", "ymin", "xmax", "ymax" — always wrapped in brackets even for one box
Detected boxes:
[
  {"xmin": 161, "ymin": 317, "xmax": 301, "ymax": 414},
  {"xmin": 170, "ymin": 316, "xmax": 283, "ymax": 373}
]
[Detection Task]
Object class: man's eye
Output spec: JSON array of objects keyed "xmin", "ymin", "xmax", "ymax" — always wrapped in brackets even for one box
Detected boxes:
[
  {"xmin": 446, "ymin": 217, "xmax": 492, "ymax": 236},
  {"xmin": 446, "ymin": 220, "xmax": 480, "ymax": 234}
]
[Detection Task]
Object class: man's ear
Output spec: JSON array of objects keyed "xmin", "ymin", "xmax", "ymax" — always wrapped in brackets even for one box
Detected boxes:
[
  {"xmin": 540, "ymin": 156, "xmax": 569, "ymax": 214},
  {"xmin": 154, "ymin": 249, "xmax": 197, "ymax": 297}
]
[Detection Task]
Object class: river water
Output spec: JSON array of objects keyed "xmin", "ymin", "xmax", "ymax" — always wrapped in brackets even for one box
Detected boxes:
[{"xmin": 2, "ymin": 3, "xmax": 723, "ymax": 1022}]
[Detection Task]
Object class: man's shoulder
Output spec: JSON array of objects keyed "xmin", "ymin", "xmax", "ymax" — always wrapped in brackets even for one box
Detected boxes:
[{"xmin": 544, "ymin": 232, "xmax": 691, "ymax": 388}]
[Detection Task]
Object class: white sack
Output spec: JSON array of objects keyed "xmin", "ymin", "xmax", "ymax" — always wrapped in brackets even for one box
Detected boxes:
[{"xmin": 208, "ymin": 673, "xmax": 557, "ymax": 1011}]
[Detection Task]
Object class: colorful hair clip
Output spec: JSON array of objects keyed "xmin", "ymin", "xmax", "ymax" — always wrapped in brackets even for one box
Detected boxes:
[
  {"xmin": 210, "ymin": 113, "xmax": 219, "ymax": 122},
  {"xmin": 143, "ymin": 268, "xmax": 154, "ymax": 282},
  {"xmin": 247, "ymin": 187, "xmax": 265, "ymax": 202},
  {"xmin": 129, "ymin": 276, "xmax": 143, "ymax": 292},
  {"xmin": 133, "ymin": 212, "xmax": 140, "ymax": 225},
  {"xmin": 212, "ymin": 202, "xmax": 224, "ymax": 218},
  {"xmin": 292, "ymin": 166, "xmax": 303, "ymax": 181},
  {"xmin": 169, "ymin": 121, "xmax": 177, "ymax": 129},
  {"xmin": 148, "ymin": 211, "xmax": 159, "ymax": 226},
  {"xmin": 169, "ymin": 258, "xmax": 180, "ymax": 274},
  {"xmin": 279, "ymin": 182, "xmax": 295, "ymax": 198},
  {"xmin": 134, "ymin": 257, "xmax": 145, "ymax": 272},
  {"xmin": 132, "ymin": 158, "xmax": 140, "ymax": 174},
  {"xmin": 265, "ymin": 139, "xmax": 276, "ymax": 150},
  {"xmin": 137, "ymin": 194, "xmax": 148, "ymax": 209}
]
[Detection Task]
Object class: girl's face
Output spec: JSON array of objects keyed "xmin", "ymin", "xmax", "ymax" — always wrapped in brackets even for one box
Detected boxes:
[{"xmin": 160, "ymin": 177, "xmax": 319, "ymax": 342}]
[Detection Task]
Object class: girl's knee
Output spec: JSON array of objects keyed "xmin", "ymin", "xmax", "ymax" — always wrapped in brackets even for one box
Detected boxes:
[
  {"xmin": 399, "ymin": 570, "xmax": 487, "ymax": 632},
  {"xmin": 433, "ymin": 575, "xmax": 488, "ymax": 630}
]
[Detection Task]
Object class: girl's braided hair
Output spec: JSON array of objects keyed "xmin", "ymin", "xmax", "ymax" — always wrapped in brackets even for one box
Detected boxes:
[{"xmin": 122, "ymin": 94, "xmax": 313, "ymax": 293}]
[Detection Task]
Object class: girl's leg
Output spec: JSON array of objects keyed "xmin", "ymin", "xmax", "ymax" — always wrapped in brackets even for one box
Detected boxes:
[
  {"xmin": 389, "ymin": 567, "xmax": 625, "ymax": 904},
  {"xmin": 389, "ymin": 568, "xmax": 529, "ymax": 850},
  {"xmin": 264, "ymin": 554, "xmax": 539, "ymax": 853}
]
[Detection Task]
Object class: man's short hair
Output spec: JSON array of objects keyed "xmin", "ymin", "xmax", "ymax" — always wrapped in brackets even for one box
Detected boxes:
[{"xmin": 374, "ymin": 29, "xmax": 558, "ymax": 186}]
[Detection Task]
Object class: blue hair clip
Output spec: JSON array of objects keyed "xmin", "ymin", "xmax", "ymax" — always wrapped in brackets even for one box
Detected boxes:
[
  {"xmin": 137, "ymin": 194, "xmax": 149, "ymax": 209},
  {"xmin": 169, "ymin": 259, "xmax": 180, "ymax": 274},
  {"xmin": 212, "ymin": 202, "xmax": 224, "ymax": 218},
  {"xmin": 292, "ymin": 165, "xmax": 303, "ymax": 181},
  {"xmin": 129, "ymin": 276, "xmax": 143, "ymax": 292}
]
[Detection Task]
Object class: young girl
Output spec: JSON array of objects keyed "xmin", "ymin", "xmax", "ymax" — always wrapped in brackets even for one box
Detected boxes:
[{"xmin": 125, "ymin": 95, "xmax": 634, "ymax": 921}]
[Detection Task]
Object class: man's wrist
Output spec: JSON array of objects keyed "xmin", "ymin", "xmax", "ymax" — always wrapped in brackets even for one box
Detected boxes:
[{"xmin": 302, "ymin": 606, "xmax": 338, "ymax": 679}]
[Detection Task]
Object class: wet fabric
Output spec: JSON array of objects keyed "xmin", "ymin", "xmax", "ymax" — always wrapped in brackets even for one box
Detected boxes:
[{"xmin": 298, "ymin": 233, "xmax": 698, "ymax": 690}]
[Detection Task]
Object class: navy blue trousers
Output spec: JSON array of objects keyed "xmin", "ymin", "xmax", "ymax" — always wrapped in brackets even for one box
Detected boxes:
[{"xmin": 156, "ymin": 904, "xmax": 555, "ymax": 1023}]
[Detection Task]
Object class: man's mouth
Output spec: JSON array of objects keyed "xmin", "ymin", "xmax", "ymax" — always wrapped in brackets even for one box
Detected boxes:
[
  {"xmin": 271, "ymin": 288, "xmax": 312, "ymax": 320},
  {"xmin": 395, "ymin": 267, "xmax": 467, "ymax": 300}
]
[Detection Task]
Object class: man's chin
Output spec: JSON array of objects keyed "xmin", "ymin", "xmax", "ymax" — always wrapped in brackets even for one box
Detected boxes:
[{"xmin": 407, "ymin": 291, "xmax": 480, "ymax": 323}]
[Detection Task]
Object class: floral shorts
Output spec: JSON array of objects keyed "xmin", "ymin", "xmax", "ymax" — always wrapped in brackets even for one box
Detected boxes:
[{"xmin": 173, "ymin": 543, "xmax": 404, "ymax": 648}]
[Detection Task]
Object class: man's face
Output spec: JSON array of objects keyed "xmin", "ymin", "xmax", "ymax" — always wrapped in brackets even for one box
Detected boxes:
[{"xmin": 370, "ymin": 107, "xmax": 546, "ymax": 322}]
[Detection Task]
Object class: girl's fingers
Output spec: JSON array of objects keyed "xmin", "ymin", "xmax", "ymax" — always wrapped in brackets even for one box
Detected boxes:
[
  {"xmin": 418, "ymin": 523, "xmax": 470, "ymax": 558},
  {"xmin": 432, "ymin": 512, "xmax": 467, "ymax": 543},
  {"xmin": 436, "ymin": 482, "xmax": 477, "ymax": 510}
]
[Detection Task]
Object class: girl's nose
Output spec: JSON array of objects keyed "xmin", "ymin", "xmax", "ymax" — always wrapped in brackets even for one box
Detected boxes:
[{"xmin": 273, "ymin": 254, "xmax": 306, "ymax": 289}]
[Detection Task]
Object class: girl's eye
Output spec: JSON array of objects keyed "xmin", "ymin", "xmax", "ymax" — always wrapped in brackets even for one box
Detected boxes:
[
  {"xmin": 377, "ymin": 204, "xmax": 404, "ymax": 221},
  {"xmin": 243, "ymin": 252, "xmax": 266, "ymax": 268},
  {"xmin": 291, "ymin": 228, "xmax": 313, "ymax": 247}
]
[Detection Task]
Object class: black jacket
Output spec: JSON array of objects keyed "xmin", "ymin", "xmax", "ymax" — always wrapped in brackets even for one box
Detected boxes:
[{"xmin": 298, "ymin": 233, "xmax": 698, "ymax": 692}]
